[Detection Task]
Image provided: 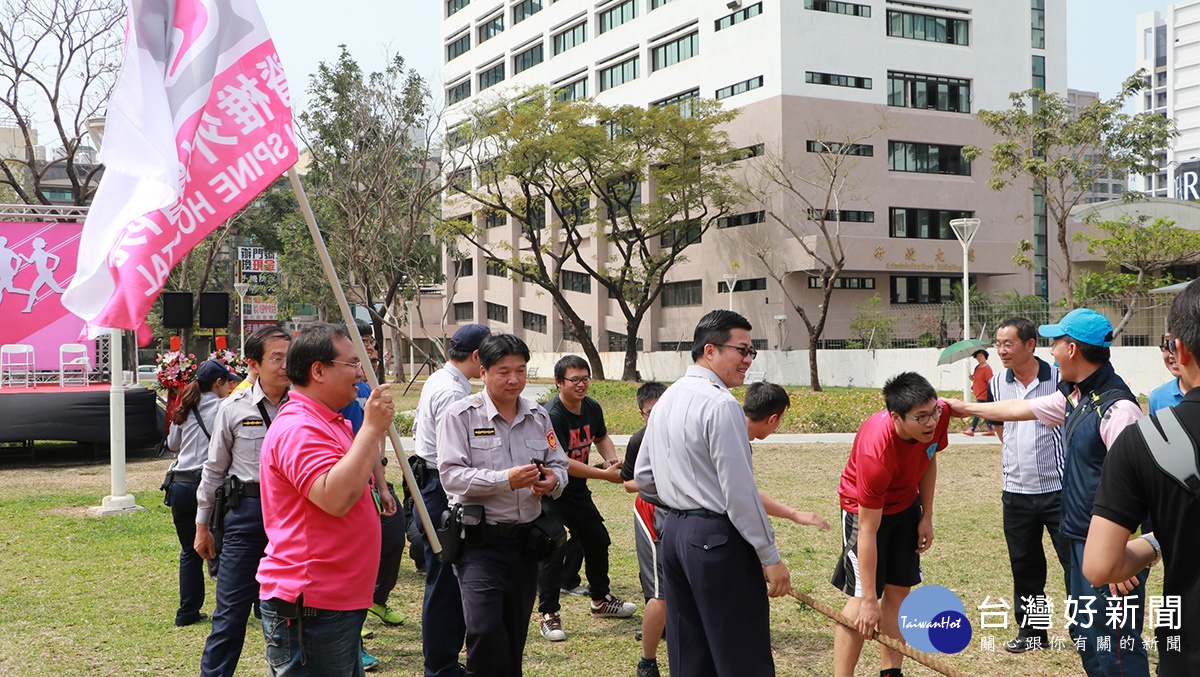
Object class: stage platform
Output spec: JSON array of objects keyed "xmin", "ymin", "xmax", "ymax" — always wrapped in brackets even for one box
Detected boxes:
[{"xmin": 0, "ymin": 383, "xmax": 164, "ymax": 451}]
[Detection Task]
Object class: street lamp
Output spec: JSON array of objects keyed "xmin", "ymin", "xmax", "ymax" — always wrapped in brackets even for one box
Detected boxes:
[
  {"xmin": 723, "ymin": 273, "xmax": 738, "ymax": 311},
  {"xmin": 950, "ymin": 217, "xmax": 981, "ymax": 401},
  {"xmin": 233, "ymin": 282, "xmax": 250, "ymax": 355}
]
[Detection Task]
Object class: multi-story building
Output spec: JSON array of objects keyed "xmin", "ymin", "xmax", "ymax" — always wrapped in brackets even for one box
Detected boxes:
[
  {"xmin": 1135, "ymin": 3, "xmax": 1200, "ymax": 198},
  {"xmin": 439, "ymin": 0, "xmax": 1065, "ymax": 352}
]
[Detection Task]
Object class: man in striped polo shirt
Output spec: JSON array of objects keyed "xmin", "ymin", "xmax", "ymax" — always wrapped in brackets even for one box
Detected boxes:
[{"xmin": 987, "ymin": 317, "xmax": 1071, "ymax": 654}]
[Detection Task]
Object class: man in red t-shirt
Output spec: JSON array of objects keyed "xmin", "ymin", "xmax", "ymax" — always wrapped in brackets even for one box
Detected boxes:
[{"xmin": 832, "ymin": 372, "xmax": 949, "ymax": 677}]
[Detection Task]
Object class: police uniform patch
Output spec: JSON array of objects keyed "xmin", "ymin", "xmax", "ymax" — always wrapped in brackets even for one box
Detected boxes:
[
  {"xmin": 473, "ymin": 428, "xmax": 496, "ymax": 436},
  {"xmin": 547, "ymin": 429, "xmax": 559, "ymax": 450},
  {"xmin": 242, "ymin": 419, "xmax": 264, "ymax": 427}
]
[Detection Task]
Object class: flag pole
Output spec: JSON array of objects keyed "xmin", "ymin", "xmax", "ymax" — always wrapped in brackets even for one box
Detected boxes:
[{"xmin": 286, "ymin": 167, "xmax": 441, "ymax": 552}]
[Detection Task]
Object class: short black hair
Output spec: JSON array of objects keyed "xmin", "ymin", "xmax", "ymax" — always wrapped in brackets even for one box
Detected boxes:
[
  {"xmin": 744, "ymin": 382, "xmax": 790, "ymax": 421},
  {"xmin": 691, "ymin": 309, "xmax": 753, "ymax": 361},
  {"xmin": 1169, "ymin": 280, "xmax": 1200, "ymax": 356},
  {"xmin": 882, "ymin": 372, "xmax": 938, "ymax": 416},
  {"xmin": 554, "ymin": 354, "xmax": 590, "ymax": 381},
  {"xmin": 286, "ymin": 323, "xmax": 350, "ymax": 387},
  {"xmin": 636, "ymin": 381, "xmax": 667, "ymax": 411},
  {"xmin": 972, "ymin": 349, "xmax": 989, "ymax": 360},
  {"xmin": 996, "ymin": 317, "xmax": 1037, "ymax": 343},
  {"xmin": 1063, "ymin": 337, "xmax": 1110, "ymax": 365},
  {"xmin": 478, "ymin": 333, "xmax": 530, "ymax": 369},
  {"xmin": 245, "ymin": 325, "xmax": 289, "ymax": 363}
]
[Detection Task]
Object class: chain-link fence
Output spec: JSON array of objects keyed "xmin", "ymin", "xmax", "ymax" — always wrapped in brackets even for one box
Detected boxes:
[{"xmin": 815, "ymin": 293, "xmax": 1173, "ymax": 350}]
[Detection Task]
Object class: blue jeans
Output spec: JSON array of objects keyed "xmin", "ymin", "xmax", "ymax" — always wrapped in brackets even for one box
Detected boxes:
[
  {"xmin": 419, "ymin": 477, "xmax": 467, "ymax": 677},
  {"xmin": 1067, "ymin": 538, "xmax": 1149, "ymax": 677},
  {"xmin": 260, "ymin": 599, "xmax": 366, "ymax": 677},
  {"xmin": 169, "ymin": 480, "xmax": 205, "ymax": 625},
  {"xmin": 200, "ymin": 498, "xmax": 268, "ymax": 677}
]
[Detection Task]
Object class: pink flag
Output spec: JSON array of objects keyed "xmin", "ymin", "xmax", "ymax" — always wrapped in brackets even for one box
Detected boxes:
[{"xmin": 62, "ymin": 0, "xmax": 296, "ymax": 344}]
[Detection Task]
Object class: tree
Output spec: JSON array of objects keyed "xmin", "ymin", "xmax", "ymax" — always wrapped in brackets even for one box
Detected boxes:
[
  {"xmin": 738, "ymin": 120, "xmax": 886, "ymax": 391},
  {"xmin": 966, "ymin": 73, "xmax": 1177, "ymax": 307},
  {"xmin": 1072, "ymin": 215, "xmax": 1200, "ymax": 338},
  {"xmin": 299, "ymin": 46, "xmax": 453, "ymax": 380},
  {"xmin": 447, "ymin": 88, "xmax": 739, "ymax": 380},
  {"xmin": 0, "ymin": 0, "xmax": 121, "ymax": 205}
]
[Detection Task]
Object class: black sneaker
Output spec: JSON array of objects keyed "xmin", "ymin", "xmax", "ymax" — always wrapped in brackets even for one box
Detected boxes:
[{"xmin": 1004, "ymin": 635, "xmax": 1046, "ymax": 653}]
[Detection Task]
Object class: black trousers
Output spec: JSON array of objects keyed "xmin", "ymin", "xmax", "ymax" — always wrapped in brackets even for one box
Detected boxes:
[
  {"xmin": 537, "ymin": 490, "xmax": 610, "ymax": 613},
  {"xmin": 1002, "ymin": 490, "xmax": 1071, "ymax": 638},
  {"xmin": 662, "ymin": 511, "xmax": 773, "ymax": 677},
  {"xmin": 456, "ymin": 539, "xmax": 538, "ymax": 677}
]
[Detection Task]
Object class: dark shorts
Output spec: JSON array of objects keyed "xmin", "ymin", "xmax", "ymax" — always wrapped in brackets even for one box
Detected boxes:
[{"xmin": 831, "ymin": 498, "xmax": 923, "ymax": 598}]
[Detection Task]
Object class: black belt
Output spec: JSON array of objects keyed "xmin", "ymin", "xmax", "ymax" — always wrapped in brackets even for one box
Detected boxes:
[
  {"xmin": 666, "ymin": 507, "xmax": 721, "ymax": 517},
  {"xmin": 482, "ymin": 522, "xmax": 533, "ymax": 540}
]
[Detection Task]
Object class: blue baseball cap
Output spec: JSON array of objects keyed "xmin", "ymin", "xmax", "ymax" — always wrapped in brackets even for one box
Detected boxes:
[
  {"xmin": 196, "ymin": 359, "xmax": 243, "ymax": 384},
  {"xmin": 1038, "ymin": 308, "xmax": 1114, "ymax": 347},
  {"xmin": 451, "ymin": 323, "xmax": 490, "ymax": 352}
]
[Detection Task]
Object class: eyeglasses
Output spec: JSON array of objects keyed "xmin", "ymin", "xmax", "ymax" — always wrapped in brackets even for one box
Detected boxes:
[
  {"xmin": 903, "ymin": 406, "xmax": 943, "ymax": 425},
  {"xmin": 563, "ymin": 376, "xmax": 590, "ymax": 385},
  {"xmin": 718, "ymin": 344, "xmax": 758, "ymax": 360},
  {"xmin": 329, "ymin": 359, "xmax": 365, "ymax": 373}
]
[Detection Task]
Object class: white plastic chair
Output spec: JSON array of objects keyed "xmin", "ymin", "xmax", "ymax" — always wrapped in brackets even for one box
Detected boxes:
[
  {"xmin": 1, "ymin": 343, "xmax": 36, "ymax": 388},
  {"xmin": 59, "ymin": 343, "xmax": 90, "ymax": 386}
]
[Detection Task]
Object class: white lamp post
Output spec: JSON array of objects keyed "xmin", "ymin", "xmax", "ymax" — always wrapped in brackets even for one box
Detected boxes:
[
  {"xmin": 950, "ymin": 217, "xmax": 981, "ymax": 401},
  {"xmin": 723, "ymin": 273, "xmax": 738, "ymax": 311},
  {"xmin": 233, "ymin": 282, "xmax": 250, "ymax": 355}
]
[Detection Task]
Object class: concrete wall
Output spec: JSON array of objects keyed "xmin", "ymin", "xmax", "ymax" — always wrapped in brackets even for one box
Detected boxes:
[{"xmin": 530, "ymin": 347, "xmax": 1174, "ymax": 398}]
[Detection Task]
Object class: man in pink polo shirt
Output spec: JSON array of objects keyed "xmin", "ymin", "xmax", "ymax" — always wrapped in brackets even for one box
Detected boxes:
[{"xmin": 257, "ymin": 323, "xmax": 397, "ymax": 675}]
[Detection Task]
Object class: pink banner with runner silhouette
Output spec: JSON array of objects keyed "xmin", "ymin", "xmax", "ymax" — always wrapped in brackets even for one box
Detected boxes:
[{"xmin": 0, "ymin": 221, "xmax": 92, "ymax": 370}]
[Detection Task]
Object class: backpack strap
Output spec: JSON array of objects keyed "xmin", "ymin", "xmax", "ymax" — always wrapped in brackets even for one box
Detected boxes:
[{"xmin": 1136, "ymin": 408, "xmax": 1200, "ymax": 501}]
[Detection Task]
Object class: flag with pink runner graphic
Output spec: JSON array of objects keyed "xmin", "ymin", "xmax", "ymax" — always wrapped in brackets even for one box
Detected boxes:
[{"xmin": 62, "ymin": 0, "xmax": 296, "ymax": 344}]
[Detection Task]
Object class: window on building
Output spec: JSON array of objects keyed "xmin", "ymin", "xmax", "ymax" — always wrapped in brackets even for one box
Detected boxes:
[
  {"xmin": 561, "ymin": 320, "xmax": 592, "ymax": 343},
  {"xmin": 806, "ymin": 140, "xmax": 873, "ymax": 156},
  {"xmin": 608, "ymin": 331, "xmax": 644, "ymax": 351},
  {"xmin": 805, "ymin": 71, "xmax": 872, "ymax": 89},
  {"xmin": 453, "ymin": 257, "xmax": 474, "ymax": 277},
  {"xmin": 887, "ymin": 141, "xmax": 971, "ymax": 175},
  {"xmin": 653, "ymin": 88, "xmax": 700, "ymax": 117},
  {"xmin": 555, "ymin": 77, "xmax": 588, "ymax": 101},
  {"xmin": 478, "ymin": 62, "xmax": 505, "ymax": 91},
  {"xmin": 886, "ymin": 10, "xmax": 969, "ymax": 45},
  {"xmin": 513, "ymin": 43, "xmax": 544, "ymax": 74},
  {"xmin": 599, "ymin": 0, "xmax": 637, "ymax": 34},
  {"xmin": 1032, "ymin": 55, "xmax": 1045, "ymax": 91},
  {"xmin": 453, "ymin": 302, "xmax": 474, "ymax": 321},
  {"xmin": 717, "ymin": 277, "xmax": 767, "ymax": 293},
  {"xmin": 715, "ymin": 2, "xmax": 762, "ymax": 30},
  {"xmin": 447, "ymin": 0, "xmax": 470, "ymax": 17},
  {"xmin": 652, "ymin": 32, "xmax": 698, "ymax": 72},
  {"xmin": 561, "ymin": 270, "xmax": 592, "ymax": 294},
  {"xmin": 886, "ymin": 71, "xmax": 971, "ymax": 113},
  {"xmin": 717, "ymin": 210, "xmax": 766, "ymax": 228},
  {"xmin": 478, "ymin": 15, "xmax": 504, "ymax": 43},
  {"xmin": 486, "ymin": 302, "xmax": 509, "ymax": 323},
  {"xmin": 808, "ymin": 276, "xmax": 876, "ymax": 289},
  {"xmin": 447, "ymin": 80, "xmax": 471, "ymax": 105},
  {"xmin": 809, "ymin": 209, "xmax": 874, "ymax": 223},
  {"xmin": 889, "ymin": 207, "xmax": 974, "ymax": 239},
  {"xmin": 891, "ymin": 276, "xmax": 959, "ymax": 304},
  {"xmin": 554, "ymin": 23, "xmax": 587, "ymax": 54},
  {"xmin": 661, "ymin": 280, "xmax": 703, "ymax": 307},
  {"xmin": 599, "ymin": 56, "xmax": 639, "ymax": 92},
  {"xmin": 804, "ymin": 0, "xmax": 869, "ymax": 17},
  {"xmin": 513, "ymin": 0, "xmax": 541, "ymax": 24},
  {"xmin": 522, "ymin": 311, "xmax": 547, "ymax": 334},
  {"xmin": 1031, "ymin": 0, "xmax": 1045, "ymax": 49},
  {"xmin": 486, "ymin": 258, "xmax": 505, "ymax": 276},
  {"xmin": 660, "ymin": 219, "xmax": 702, "ymax": 247},
  {"xmin": 715, "ymin": 75, "xmax": 763, "ymax": 100},
  {"xmin": 446, "ymin": 33, "xmax": 470, "ymax": 62}
]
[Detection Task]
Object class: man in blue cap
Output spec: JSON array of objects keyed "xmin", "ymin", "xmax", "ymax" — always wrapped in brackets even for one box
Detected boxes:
[{"xmin": 950, "ymin": 308, "xmax": 1148, "ymax": 677}]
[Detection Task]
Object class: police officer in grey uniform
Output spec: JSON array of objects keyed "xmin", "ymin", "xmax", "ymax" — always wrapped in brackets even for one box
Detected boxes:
[
  {"xmin": 634, "ymin": 309, "xmax": 792, "ymax": 677},
  {"xmin": 438, "ymin": 334, "xmax": 569, "ymax": 677},
  {"xmin": 413, "ymin": 323, "xmax": 488, "ymax": 677},
  {"xmin": 194, "ymin": 326, "xmax": 291, "ymax": 677}
]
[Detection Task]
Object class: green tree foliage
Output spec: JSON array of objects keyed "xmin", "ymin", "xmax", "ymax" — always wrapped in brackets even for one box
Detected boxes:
[
  {"xmin": 447, "ymin": 87, "xmax": 739, "ymax": 380},
  {"xmin": 1072, "ymin": 216, "xmax": 1200, "ymax": 337},
  {"xmin": 966, "ymin": 72, "xmax": 1177, "ymax": 306}
]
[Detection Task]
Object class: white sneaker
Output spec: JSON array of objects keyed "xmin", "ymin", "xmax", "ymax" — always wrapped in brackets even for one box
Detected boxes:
[
  {"xmin": 540, "ymin": 612, "xmax": 567, "ymax": 641},
  {"xmin": 590, "ymin": 593, "xmax": 637, "ymax": 618}
]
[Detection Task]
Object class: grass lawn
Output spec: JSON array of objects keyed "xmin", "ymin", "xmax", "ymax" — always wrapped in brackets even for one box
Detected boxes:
[{"xmin": 0, "ymin": 442, "xmax": 1162, "ymax": 676}]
